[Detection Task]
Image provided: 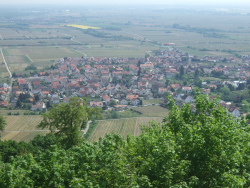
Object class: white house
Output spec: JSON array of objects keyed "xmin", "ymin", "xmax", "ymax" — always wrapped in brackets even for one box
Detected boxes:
[{"xmin": 31, "ymin": 102, "xmax": 46, "ymax": 111}]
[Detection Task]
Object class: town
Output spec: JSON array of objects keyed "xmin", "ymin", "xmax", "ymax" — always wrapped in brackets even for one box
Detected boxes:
[{"xmin": 0, "ymin": 47, "xmax": 250, "ymax": 117}]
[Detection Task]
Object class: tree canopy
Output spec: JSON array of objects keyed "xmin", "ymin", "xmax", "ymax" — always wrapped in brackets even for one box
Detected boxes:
[
  {"xmin": 38, "ymin": 96, "xmax": 102, "ymax": 148},
  {"xmin": 1, "ymin": 93, "xmax": 250, "ymax": 187}
]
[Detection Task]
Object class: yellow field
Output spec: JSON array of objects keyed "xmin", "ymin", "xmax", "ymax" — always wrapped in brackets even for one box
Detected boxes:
[
  {"xmin": 66, "ymin": 24, "xmax": 101, "ymax": 30},
  {"xmin": 88, "ymin": 117, "xmax": 163, "ymax": 142}
]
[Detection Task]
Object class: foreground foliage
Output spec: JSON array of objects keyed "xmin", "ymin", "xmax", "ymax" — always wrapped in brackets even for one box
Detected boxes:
[
  {"xmin": 0, "ymin": 94, "xmax": 250, "ymax": 187},
  {"xmin": 38, "ymin": 97, "xmax": 102, "ymax": 148}
]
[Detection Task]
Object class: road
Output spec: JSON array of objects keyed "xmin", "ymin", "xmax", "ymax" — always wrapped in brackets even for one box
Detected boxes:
[{"xmin": 82, "ymin": 120, "xmax": 92, "ymax": 135}]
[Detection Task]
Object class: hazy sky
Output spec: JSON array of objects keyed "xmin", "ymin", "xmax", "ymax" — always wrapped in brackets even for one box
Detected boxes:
[{"xmin": 1, "ymin": 0, "xmax": 250, "ymax": 6}]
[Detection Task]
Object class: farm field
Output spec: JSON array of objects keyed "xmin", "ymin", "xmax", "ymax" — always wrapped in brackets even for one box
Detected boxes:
[
  {"xmin": 2, "ymin": 47, "xmax": 84, "ymax": 70},
  {"xmin": 0, "ymin": 115, "xmax": 47, "ymax": 142},
  {"xmin": 88, "ymin": 116, "xmax": 163, "ymax": 142},
  {"xmin": 0, "ymin": 6, "xmax": 250, "ymax": 76},
  {"xmin": 131, "ymin": 106, "xmax": 168, "ymax": 117}
]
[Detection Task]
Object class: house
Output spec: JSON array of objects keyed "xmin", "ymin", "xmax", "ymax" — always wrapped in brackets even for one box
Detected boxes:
[
  {"xmin": 0, "ymin": 101, "xmax": 8, "ymax": 108},
  {"xmin": 51, "ymin": 95, "xmax": 60, "ymax": 104},
  {"xmin": 171, "ymin": 84, "xmax": 181, "ymax": 90},
  {"xmin": 31, "ymin": 102, "xmax": 46, "ymax": 111},
  {"xmin": 203, "ymin": 89, "xmax": 211, "ymax": 95},
  {"xmin": 90, "ymin": 101, "xmax": 104, "ymax": 108},
  {"xmin": 63, "ymin": 97, "xmax": 71, "ymax": 103},
  {"xmin": 158, "ymin": 87, "xmax": 169, "ymax": 95},
  {"xmin": 229, "ymin": 107, "xmax": 241, "ymax": 117},
  {"xmin": 126, "ymin": 94, "xmax": 139, "ymax": 100},
  {"xmin": 119, "ymin": 99, "xmax": 128, "ymax": 105},
  {"xmin": 182, "ymin": 87, "xmax": 192, "ymax": 94},
  {"xmin": 131, "ymin": 98, "xmax": 141, "ymax": 106},
  {"xmin": 102, "ymin": 95, "xmax": 111, "ymax": 105},
  {"xmin": 114, "ymin": 105, "xmax": 128, "ymax": 111},
  {"xmin": 182, "ymin": 95, "xmax": 195, "ymax": 103}
]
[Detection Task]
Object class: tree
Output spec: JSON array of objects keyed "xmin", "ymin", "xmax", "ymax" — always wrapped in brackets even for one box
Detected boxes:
[
  {"xmin": 179, "ymin": 65, "xmax": 185, "ymax": 79},
  {"xmin": 109, "ymin": 100, "xmax": 117, "ymax": 107},
  {"xmin": 0, "ymin": 115, "xmax": 6, "ymax": 133},
  {"xmin": 165, "ymin": 79, "xmax": 170, "ymax": 87},
  {"xmin": 16, "ymin": 99, "xmax": 22, "ymax": 108},
  {"xmin": 3, "ymin": 94, "xmax": 250, "ymax": 187},
  {"xmin": 194, "ymin": 69, "xmax": 199, "ymax": 79},
  {"xmin": 38, "ymin": 97, "xmax": 101, "ymax": 148},
  {"xmin": 161, "ymin": 92, "xmax": 250, "ymax": 187},
  {"xmin": 237, "ymin": 83, "xmax": 245, "ymax": 90},
  {"xmin": 194, "ymin": 78, "xmax": 202, "ymax": 88}
]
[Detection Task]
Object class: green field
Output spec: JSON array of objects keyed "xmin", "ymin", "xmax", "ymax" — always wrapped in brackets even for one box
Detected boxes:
[
  {"xmin": 88, "ymin": 117, "xmax": 163, "ymax": 142},
  {"xmin": 131, "ymin": 105, "xmax": 169, "ymax": 117}
]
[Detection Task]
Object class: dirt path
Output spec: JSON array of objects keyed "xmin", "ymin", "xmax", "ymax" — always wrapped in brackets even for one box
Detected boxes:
[{"xmin": 0, "ymin": 49, "xmax": 12, "ymax": 78}]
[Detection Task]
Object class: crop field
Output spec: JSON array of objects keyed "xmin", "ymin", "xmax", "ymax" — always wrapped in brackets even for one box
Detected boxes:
[
  {"xmin": 131, "ymin": 106, "xmax": 168, "ymax": 117},
  {"xmin": 0, "ymin": 115, "xmax": 47, "ymax": 142},
  {"xmin": 2, "ymin": 46, "xmax": 85, "ymax": 70},
  {"xmin": 0, "ymin": 6, "xmax": 249, "ymax": 76},
  {"xmin": 88, "ymin": 116, "xmax": 163, "ymax": 142},
  {"xmin": 0, "ymin": 28, "xmax": 67, "ymax": 39}
]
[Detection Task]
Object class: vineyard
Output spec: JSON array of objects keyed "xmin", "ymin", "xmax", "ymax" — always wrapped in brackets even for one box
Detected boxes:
[
  {"xmin": 88, "ymin": 117, "xmax": 163, "ymax": 142},
  {"xmin": 0, "ymin": 115, "xmax": 48, "ymax": 142},
  {"xmin": 0, "ymin": 108, "xmax": 168, "ymax": 143}
]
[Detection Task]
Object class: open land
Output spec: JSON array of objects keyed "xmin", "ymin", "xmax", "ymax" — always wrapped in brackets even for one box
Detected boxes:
[
  {"xmin": 88, "ymin": 117, "xmax": 163, "ymax": 142},
  {"xmin": 0, "ymin": 115, "xmax": 47, "ymax": 142},
  {"xmin": 131, "ymin": 106, "xmax": 169, "ymax": 117},
  {"xmin": 0, "ymin": 6, "xmax": 250, "ymax": 74}
]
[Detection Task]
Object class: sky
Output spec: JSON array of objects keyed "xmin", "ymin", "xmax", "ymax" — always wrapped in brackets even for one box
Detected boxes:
[{"xmin": 1, "ymin": 0, "xmax": 250, "ymax": 6}]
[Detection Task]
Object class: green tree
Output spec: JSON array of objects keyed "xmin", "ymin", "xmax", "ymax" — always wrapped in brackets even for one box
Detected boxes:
[
  {"xmin": 194, "ymin": 69, "xmax": 199, "ymax": 79},
  {"xmin": 162, "ymin": 93, "xmax": 249, "ymax": 187},
  {"xmin": 0, "ymin": 115, "xmax": 6, "ymax": 133},
  {"xmin": 38, "ymin": 97, "xmax": 101, "ymax": 148},
  {"xmin": 237, "ymin": 83, "xmax": 245, "ymax": 90},
  {"xmin": 179, "ymin": 65, "xmax": 185, "ymax": 79}
]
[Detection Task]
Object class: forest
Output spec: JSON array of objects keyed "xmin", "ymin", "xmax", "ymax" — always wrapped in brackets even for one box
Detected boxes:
[{"xmin": 0, "ymin": 93, "xmax": 250, "ymax": 187}]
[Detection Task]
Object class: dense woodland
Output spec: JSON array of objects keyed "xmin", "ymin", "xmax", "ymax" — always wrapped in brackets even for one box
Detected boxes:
[{"xmin": 0, "ymin": 93, "xmax": 249, "ymax": 187}]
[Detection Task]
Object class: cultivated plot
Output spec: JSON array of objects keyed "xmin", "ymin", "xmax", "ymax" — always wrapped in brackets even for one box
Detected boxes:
[
  {"xmin": 88, "ymin": 117, "xmax": 163, "ymax": 142},
  {"xmin": 132, "ymin": 106, "xmax": 169, "ymax": 117},
  {"xmin": 1, "ymin": 115, "xmax": 46, "ymax": 142}
]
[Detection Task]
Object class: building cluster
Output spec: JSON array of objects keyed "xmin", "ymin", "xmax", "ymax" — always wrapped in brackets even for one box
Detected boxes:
[{"xmin": 0, "ymin": 48, "xmax": 249, "ymax": 116}]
